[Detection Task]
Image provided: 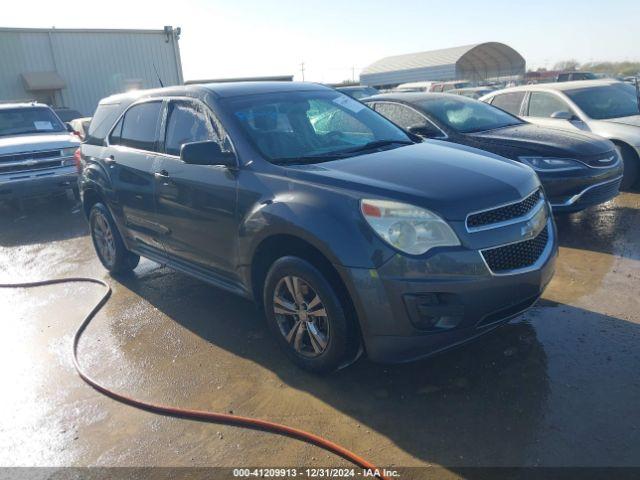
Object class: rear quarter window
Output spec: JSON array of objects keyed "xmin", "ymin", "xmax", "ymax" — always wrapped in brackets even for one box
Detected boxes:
[{"xmin": 86, "ymin": 103, "xmax": 124, "ymax": 145}]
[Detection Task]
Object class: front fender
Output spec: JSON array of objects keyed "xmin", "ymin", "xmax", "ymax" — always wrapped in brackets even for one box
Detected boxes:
[{"xmin": 236, "ymin": 188, "xmax": 394, "ymax": 270}]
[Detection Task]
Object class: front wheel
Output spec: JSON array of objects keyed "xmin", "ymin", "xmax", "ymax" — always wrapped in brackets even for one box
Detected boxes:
[
  {"xmin": 89, "ymin": 202, "xmax": 140, "ymax": 274},
  {"xmin": 263, "ymin": 256, "xmax": 355, "ymax": 373}
]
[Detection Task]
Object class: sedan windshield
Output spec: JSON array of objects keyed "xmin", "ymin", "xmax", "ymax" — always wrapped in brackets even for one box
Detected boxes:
[
  {"xmin": 565, "ymin": 83, "xmax": 640, "ymax": 120},
  {"xmin": 222, "ymin": 90, "xmax": 411, "ymax": 164},
  {"xmin": 0, "ymin": 107, "xmax": 66, "ymax": 137},
  {"xmin": 417, "ymin": 96, "xmax": 522, "ymax": 133}
]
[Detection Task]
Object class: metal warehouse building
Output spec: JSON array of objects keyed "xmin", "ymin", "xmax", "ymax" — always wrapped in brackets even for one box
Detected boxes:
[
  {"xmin": 360, "ymin": 42, "xmax": 525, "ymax": 88},
  {"xmin": 0, "ymin": 26, "xmax": 183, "ymax": 117}
]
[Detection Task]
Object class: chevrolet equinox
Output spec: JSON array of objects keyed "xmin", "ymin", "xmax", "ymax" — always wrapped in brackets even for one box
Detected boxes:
[{"xmin": 79, "ymin": 82, "xmax": 558, "ymax": 372}]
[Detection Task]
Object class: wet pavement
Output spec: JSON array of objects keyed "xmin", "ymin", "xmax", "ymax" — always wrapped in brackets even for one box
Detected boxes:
[{"xmin": 0, "ymin": 191, "xmax": 639, "ymax": 473}]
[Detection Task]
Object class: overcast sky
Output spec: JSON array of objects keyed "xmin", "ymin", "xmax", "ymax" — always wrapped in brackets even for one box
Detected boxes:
[{"xmin": 2, "ymin": 0, "xmax": 638, "ymax": 82}]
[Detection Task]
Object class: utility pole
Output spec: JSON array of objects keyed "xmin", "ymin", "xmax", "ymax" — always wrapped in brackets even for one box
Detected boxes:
[
  {"xmin": 300, "ymin": 62, "xmax": 305, "ymax": 81},
  {"xmin": 352, "ymin": 65, "xmax": 355, "ymax": 83}
]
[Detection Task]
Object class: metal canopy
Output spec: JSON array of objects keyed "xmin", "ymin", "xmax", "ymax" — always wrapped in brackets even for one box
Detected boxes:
[
  {"xmin": 360, "ymin": 42, "xmax": 526, "ymax": 87},
  {"xmin": 21, "ymin": 71, "xmax": 67, "ymax": 91}
]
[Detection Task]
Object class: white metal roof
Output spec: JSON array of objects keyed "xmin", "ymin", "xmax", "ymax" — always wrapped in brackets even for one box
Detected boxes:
[{"xmin": 360, "ymin": 42, "xmax": 525, "ymax": 87}]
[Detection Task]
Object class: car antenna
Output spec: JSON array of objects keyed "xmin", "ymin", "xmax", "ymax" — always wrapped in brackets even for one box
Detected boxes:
[{"xmin": 153, "ymin": 63, "xmax": 165, "ymax": 88}]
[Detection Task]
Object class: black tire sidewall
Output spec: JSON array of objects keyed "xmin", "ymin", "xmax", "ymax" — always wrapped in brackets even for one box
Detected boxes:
[
  {"xmin": 263, "ymin": 256, "xmax": 350, "ymax": 373},
  {"xmin": 618, "ymin": 144, "xmax": 639, "ymax": 190},
  {"xmin": 89, "ymin": 203, "xmax": 139, "ymax": 274}
]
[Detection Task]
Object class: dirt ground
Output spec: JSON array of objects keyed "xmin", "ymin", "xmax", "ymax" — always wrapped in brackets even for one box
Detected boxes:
[{"xmin": 1, "ymin": 190, "xmax": 639, "ymax": 476}]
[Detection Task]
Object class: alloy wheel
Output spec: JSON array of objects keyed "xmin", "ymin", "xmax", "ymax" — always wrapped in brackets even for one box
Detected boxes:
[
  {"xmin": 273, "ymin": 275, "xmax": 330, "ymax": 357},
  {"xmin": 93, "ymin": 213, "xmax": 116, "ymax": 267}
]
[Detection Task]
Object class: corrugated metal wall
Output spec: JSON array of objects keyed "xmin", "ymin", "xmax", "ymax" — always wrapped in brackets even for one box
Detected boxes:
[{"xmin": 0, "ymin": 28, "xmax": 183, "ymax": 116}]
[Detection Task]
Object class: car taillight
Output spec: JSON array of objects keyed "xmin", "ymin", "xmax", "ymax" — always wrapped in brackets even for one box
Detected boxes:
[{"xmin": 73, "ymin": 148, "xmax": 82, "ymax": 173}]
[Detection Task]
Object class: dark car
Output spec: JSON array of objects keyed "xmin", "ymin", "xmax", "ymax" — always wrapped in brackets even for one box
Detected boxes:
[
  {"xmin": 335, "ymin": 85, "xmax": 379, "ymax": 100},
  {"xmin": 556, "ymin": 72, "xmax": 598, "ymax": 82},
  {"xmin": 363, "ymin": 93, "xmax": 623, "ymax": 213},
  {"xmin": 53, "ymin": 107, "xmax": 84, "ymax": 123},
  {"xmin": 79, "ymin": 82, "xmax": 557, "ymax": 372}
]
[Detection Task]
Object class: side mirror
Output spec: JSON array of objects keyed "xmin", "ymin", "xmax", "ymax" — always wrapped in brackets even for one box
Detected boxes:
[
  {"xmin": 408, "ymin": 124, "xmax": 441, "ymax": 138},
  {"xmin": 180, "ymin": 140, "xmax": 236, "ymax": 167},
  {"xmin": 65, "ymin": 122, "xmax": 75, "ymax": 132},
  {"xmin": 550, "ymin": 111, "xmax": 575, "ymax": 120}
]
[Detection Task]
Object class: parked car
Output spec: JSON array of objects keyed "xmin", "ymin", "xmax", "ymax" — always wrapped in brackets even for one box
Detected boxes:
[
  {"xmin": 395, "ymin": 81, "xmax": 435, "ymax": 93},
  {"xmin": 481, "ymin": 80, "xmax": 640, "ymax": 188},
  {"xmin": 429, "ymin": 80, "xmax": 471, "ymax": 92},
  {"xmin": 0, "ymin": 102, "xmax": 80, "ymax": 201},
  {"xmin": 53, "ymin": 107, "xmax": 84, "ymax": 123},
  {"xmin": 556, "ymin": 72, "xmax": 598, "ymax": 82},
  {"xmin": 80, "ymin": 82, "xmax": 557, "ymax": 372},
  {"xmin": 68, "ymin": 117, "xmax": 92, "ymax": 140},
  {"xmin": 335, "ymin": 85, "xmax": 379, "ymax": 100},
  {"xmin": 449, "ymin": 87, "xmax": 496, "ymax": 99},
  {"xmin": 363, "ymin": 93, "xmax": 623, "ymax": 213}
]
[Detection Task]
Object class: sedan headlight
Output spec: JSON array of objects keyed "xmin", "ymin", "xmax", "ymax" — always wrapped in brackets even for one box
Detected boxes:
[
  {"xmin": 61, "ymin": 146, "xmax": 78, "ymax": 157},
  {"xmin": 360, "ymin": 199, "xmax": 460, "ymax": 255},
  {"xmin": 519, "ymin": 156, "xmax": 585, "ymax": 172}
]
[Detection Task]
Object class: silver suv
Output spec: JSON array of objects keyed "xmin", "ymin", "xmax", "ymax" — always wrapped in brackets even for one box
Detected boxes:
[{"xmin": 0, "ymin": 102, "xmax": 81, "ymax": 201}]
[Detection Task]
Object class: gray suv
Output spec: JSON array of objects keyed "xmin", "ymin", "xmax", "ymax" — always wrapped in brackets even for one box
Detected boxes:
[
  {"xmin": 0, "ymin": 102, "xmax": 80, "ymax": 201},
  {"xmin": 79, "ymin": 82, "xmax": 558, "ymax": 372}
]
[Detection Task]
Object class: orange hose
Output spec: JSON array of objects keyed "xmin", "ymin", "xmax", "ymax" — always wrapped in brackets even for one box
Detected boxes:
[{"xmin": 1, "ymin": 278, "xmax": 387, "ymax": 479}]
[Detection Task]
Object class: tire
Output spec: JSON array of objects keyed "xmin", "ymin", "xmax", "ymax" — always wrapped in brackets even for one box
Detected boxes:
[
  {"xmin": 89, "ymin": 202, "xmax": 140, "ymax": 274},
  {"xmin": 616, "ymin": 144, "xmax": 639, "ymax": 191},
  {"xmin": 263, "ymin": 256, "xmax": 355, "ymax": 373}
]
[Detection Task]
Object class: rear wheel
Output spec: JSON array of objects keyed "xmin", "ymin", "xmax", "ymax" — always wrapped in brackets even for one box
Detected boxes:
[
  {"xmin": 263, "ymin": 256, "xmax": 354, "ymax": 373},
  {"xmin": 89, "ymin": 203, "xmax": 139, "ymax": 274},
  {"xmin": 616, "ymin": 144, "xmax": 639, "ymax": 190}
]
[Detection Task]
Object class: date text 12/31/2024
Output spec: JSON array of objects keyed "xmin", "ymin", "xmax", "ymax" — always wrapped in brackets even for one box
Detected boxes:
[{"xmin": 233, "ymin": 468, "xmax": 401, "ymax": 478}]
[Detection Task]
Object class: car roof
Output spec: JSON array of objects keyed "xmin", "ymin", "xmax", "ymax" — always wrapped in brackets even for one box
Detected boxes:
[
  {"xmin": 362, "ymin": 92, "xmax": 462, "ymax": 103},
  {"xmin": 0, "ymin": 101, "xmax": 50, "ymax": 110},
  {"xmin": 98, "ymin": 81, "xmax": 332, "ymax": 106},
  {"xmin": 336, "ymin": 85, "xmax": 373, "ymax": 90},
  {"xmin": 491, "ymin": 79, "xmax": 621, "ymax": 94}
]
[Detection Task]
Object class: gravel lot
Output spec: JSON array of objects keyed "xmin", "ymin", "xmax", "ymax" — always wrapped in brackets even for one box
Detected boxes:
[{"xmin": 1, "ymin": 190, "xmax": 639, "ymax": 474}]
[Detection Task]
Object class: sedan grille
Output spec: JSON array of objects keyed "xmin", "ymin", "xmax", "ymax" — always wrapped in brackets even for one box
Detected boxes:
[
  {"xmin": 481, "ymin": 226, "xmax": 549, "ymax": 274},
  {"xmin": 581, "ymin": 150, "xmax": 619, "ymax": 168},
  {"xmin": 467, "ymin": 189, "xmax": 541, "ymax": 230},
  {"xmin": 579, "ymin": 178, "xmax": 622, "ymax": 204}
]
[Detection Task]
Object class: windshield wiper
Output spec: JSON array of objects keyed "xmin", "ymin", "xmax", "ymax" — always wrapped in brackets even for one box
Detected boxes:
[
  {"xmin": 271, "ymin": 140, "xmax": 414, "ymax": 166},
  {"xmin": 340, "ymin": 139, "xmax": 413, "ymax": 154}
]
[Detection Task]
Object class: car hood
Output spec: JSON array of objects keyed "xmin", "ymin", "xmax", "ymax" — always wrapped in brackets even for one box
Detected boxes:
[
  {"xmin": 285, "ymin": 141, "xmax": 539, "ymax": 221},
  {"xmin": 467, "ymin": 123, "xmax": 613, "ymax": 158},
  {"xmin": 0, "ymin": 132, "xmax": 80, "ymax": 155},
  {"xmin": 607, "ymin": 115, "xmax": 640, "ymax": 127}
]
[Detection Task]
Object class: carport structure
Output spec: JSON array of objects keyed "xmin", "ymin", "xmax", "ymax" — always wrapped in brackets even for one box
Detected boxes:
[{"xmin": 360, "ymin": 42, "xmax": 525, "ymax": 88}]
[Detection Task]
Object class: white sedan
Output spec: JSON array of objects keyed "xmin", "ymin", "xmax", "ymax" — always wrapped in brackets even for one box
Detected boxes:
[{"xmin": 480, "ymin": 80, "xmax": 640, "ymax": 189}]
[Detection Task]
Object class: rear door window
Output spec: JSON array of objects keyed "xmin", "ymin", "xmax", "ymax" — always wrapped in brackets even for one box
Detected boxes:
[
  {"xmin": 119, "ymin": 101, "xmax": 162, "ymax": 151},
  {"xmin": 527, "ymin": 92, "xmax": 573, "ymax": 118},
  {"xmin": 489, "ymin": 92, "xmax": 526, "ymax": 115},
  {"xmin": 374, "ymin": 103, "xmax": 428, "ymax": 130}
]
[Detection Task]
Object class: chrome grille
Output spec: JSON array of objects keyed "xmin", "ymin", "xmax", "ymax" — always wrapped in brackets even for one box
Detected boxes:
[
  {"xmin": 467, "ymin": 189, "xmax": 541, "ymax": 231},
  {"xmin": 0, "ymin": 149, "xmax": 67, "ymax": 175}
]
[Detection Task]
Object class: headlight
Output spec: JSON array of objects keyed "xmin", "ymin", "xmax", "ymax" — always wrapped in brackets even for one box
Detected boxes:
[
  {"xmin": 519, "ymin": 156, "xmax": 585, "ymax": 172},
  {"xmin": 360, "ymin": 199, "xmax": 460, "ymax": 255},
  {"xmin": 61, "ymin": 146, "xmax": 78, "ymax": 157}
]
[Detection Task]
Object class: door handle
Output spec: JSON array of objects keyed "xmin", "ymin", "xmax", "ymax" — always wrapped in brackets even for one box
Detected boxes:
[{"xmin": 154, "ymin": 170, "xmax": 169, "ymax": 178}]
